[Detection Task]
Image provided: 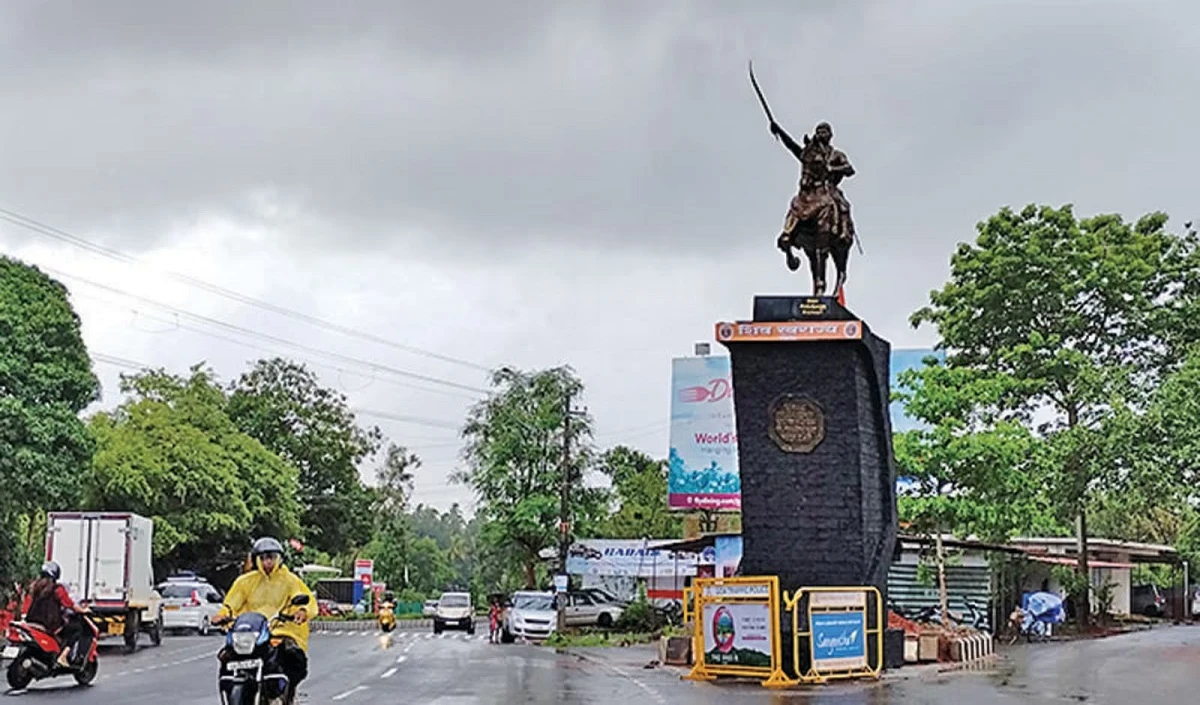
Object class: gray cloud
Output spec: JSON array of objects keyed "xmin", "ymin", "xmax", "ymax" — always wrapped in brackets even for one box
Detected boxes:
[
  {"xmin": 3, "ymin": 0, "xmax": 1199, "ymax": 509},
  {"xmin": 4, "ymin": 0, "xmax": 1194, "ymax": 261}
]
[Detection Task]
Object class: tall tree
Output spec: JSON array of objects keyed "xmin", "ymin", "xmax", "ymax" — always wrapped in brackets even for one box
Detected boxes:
[
  {"xmin": 227, "ymin": 358, "xmax": 382, "ymax": 556},
  {"xmin": 597, "ymin": 446, "xmax": 682, "ymax": 539},
  {"xmin": 893, "ymin": 363, "xmax": 1059, "ymax": 542},
  {"xmin": 911, "ymin": 204, "xmax": 1200, "ymax": 625},
  {"xmin": 455, "ymin": 366, "xmax": 608, "ymax": 588},
  {"xmin": 0, "ymin": 257, "xmax": 99, "ymax": 581},
  {"xmin": 366, "ymin": 444, "xmax": 420, "ymax": 590},
  {"xmin": 86, "ymin": 366, "xmax": 302, "ymax": 572}
]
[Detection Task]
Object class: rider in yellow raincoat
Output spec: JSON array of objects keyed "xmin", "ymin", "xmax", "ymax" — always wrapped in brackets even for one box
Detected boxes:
[{"xmin": 217, "ymin": 537, "xmax": 315, "ymax": 690}]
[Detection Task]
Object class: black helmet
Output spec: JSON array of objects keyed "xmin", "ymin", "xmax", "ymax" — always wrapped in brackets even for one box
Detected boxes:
[
  {"xmin": 251, "ymin": 537, "xmax": 284, "ymax": 558},
  {"xmin": 41, "ymin": 561, "xmax": 61, "ymax": 581}
]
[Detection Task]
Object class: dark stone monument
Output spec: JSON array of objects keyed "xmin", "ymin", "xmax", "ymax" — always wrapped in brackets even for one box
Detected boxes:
[{"xmin": 715, "ymin": 295, "xmax": 898, "ymax": 672}]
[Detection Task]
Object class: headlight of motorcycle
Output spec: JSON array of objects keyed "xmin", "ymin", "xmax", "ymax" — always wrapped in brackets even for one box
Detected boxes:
[{"xmin": 231, "ymin": 631, "xmax": 258, "ymax": 655}]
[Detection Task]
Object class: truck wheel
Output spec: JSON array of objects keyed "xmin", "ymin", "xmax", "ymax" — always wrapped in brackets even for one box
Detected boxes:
[
  {"xmin": 6, "ymin": 658, "xmax": 33, "ymax": 691},
  {"xmin": 149, "ymin": 611, "xmax": 164, "ymax": 646},
  {"xmin": 123, "ymin": 611, "xmax": 141, "ymax": 654}
]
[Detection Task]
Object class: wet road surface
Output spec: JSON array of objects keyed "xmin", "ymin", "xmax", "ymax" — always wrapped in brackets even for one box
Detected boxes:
[{"xmin": 3, "ymin": 624, "xmax": 1197, "ymax": 703}]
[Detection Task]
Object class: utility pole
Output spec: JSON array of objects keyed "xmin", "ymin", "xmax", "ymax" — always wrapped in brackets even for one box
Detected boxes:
[{"xmin": 556, "ymin": 388, "xmax": 573, "ymax": 633}]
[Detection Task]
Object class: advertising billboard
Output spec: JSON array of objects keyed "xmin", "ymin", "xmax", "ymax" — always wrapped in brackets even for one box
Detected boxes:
[
  {"xmin": 810, "ymin": 611, "xmax": 868, "ymax": 671},
  {"xmin": 667, "ymin": 356, "xmax": 739, "ymax": 511},
  {"xmin": 564, "ymin": 539, "xmax": 699, "ymax": 577},
  {"xmin": 702, "ymin": 603, "xmax": 773, "ymax": 668}
]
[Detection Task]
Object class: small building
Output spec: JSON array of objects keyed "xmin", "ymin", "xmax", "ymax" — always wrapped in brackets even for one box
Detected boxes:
[{"xmin": 1008, "ymin": 537, "xmax": 1179, "ymax": 616}]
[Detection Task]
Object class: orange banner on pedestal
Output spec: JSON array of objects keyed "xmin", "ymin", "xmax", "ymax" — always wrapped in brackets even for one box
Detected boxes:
[{"xmin": 714, "ymin": 319, "xmax": 863, "ymax": 343}]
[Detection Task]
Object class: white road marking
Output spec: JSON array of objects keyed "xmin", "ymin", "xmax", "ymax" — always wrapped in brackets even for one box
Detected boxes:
[
  {"xmin": 395, "ymin": 655, "xmax": 408, "ymax": 664},
  {"xmin": 380, "ymin": 667, "xmax": 398, "ymax": 679},
  {"xmin": 332, "ymin": 685, "xmax": 369, "ymax": 701}
]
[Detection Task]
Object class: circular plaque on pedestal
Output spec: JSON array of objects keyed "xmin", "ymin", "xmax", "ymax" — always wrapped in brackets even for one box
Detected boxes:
[{"xmin": 767, "ymin": 394, "xmax": 825, "ymax": 453}]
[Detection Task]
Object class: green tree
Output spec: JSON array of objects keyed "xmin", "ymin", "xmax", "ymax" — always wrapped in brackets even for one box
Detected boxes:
[
  {"xmin": 227, "ymin": 358, "xmax": 382, "ymax": 556},
  {"xmin": 911, "ymin": 204, "xmax": 1200, "ymax": 625},
  {"xmin": 366, "ymin": 444, "xmax": 420, "ymax": 590},
  {"xmin": 86, "ymin": 366, "xmax": 302, "ymax": 572},
  {"xmin": 0, "ymin": 257, "xmax": 99, "ymax": 582},
  {"xmin": 455, "ymin": 366, "xmax": 608, "ymax": 588},
  {"xmin": 597, "ymin": 446, "xmax": 682, "ymax": 539},
  {"xmin": 406, "ymin": 536, "xmax": 453, "ymax": 596},
  {"xmin": 893, "ymin": 363, "xmax": 1059, "ymax": 542}
]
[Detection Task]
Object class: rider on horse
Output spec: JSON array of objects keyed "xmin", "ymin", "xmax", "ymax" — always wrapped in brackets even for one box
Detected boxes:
[{"xmin": 772, "ymin": 121, "xmax": 857, "ymax": 295}]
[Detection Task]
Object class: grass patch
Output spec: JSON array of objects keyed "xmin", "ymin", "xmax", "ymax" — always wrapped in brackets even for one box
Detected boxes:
[{"xmin": 542, "ymin": 624, "xmax": 688, "ymax": 649}]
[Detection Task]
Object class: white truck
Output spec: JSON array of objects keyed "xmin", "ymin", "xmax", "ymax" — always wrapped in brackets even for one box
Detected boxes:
[{"xmin": 46, "ymin": 512, "xmax": 164, "ymax": 653}]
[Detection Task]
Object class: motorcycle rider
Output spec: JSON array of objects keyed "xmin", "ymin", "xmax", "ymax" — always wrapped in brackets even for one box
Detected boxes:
[
  {"xmin": 20, "ymin": 562, "xmax": 92, "ymax": 668},
  {"xmin": 215, "ymin": 537, "xmax": 315, "ymax": 696}
]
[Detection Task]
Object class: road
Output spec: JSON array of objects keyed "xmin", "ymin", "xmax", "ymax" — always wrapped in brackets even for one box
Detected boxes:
[
  {"xmin": 3, "ymin": 626, "xmax": 667, "ymax": 704},
  {"xmin": 4, "ymin": 624, "xmax": 1198, "ymax": 703}
]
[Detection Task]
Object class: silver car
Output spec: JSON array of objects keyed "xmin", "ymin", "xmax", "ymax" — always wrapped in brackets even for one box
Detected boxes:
[
  {"xmin": 502, "ymin": 591, "xmax": 557, "ymax": 643},
  {"xmin": 157, "ymin": 578, "xmax": 224, "ymax": 636}
]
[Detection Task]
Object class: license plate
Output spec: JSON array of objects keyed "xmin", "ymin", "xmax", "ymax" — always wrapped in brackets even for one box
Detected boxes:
[
  {"xmin": 163, "ymin": 605, "xmax": 181, "ymax": 611},
  {"xmin": 229, "ymin": 659, "xmax": 262, "ymax": 672},
  {"xmin": 1, "ymin": 646, "xmax": 18, "ymax": 659}
]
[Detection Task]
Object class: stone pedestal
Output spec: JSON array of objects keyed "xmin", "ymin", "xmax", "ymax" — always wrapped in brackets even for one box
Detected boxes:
[{"xmin": 715, "ymin": 296, "xmax": 898, "ymax": 671}]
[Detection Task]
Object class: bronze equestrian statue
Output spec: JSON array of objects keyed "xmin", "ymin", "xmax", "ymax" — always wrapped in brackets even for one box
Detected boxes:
[
  {"xmin": 772, "ymin": 120, "xmax": 857, "ymax": 297},
  {"xmin": 750, "ymin": 62, "xmax": 859, "ymax": 297}
]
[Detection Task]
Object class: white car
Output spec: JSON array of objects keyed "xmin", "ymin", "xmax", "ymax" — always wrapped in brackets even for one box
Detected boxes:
[
  {"xmin": 157, "ymin": 578, "xmax": 224, "ymax": 636},
  {"xmin": 422, "ymin": 599, "xmax": 438, "ymax": 617},
  {"xmin": 502, "ymin": 591, "xmax": 557, "ymax": 643}
]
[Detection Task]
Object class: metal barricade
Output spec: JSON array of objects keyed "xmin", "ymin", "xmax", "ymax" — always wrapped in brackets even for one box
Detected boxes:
[
  {"xmin": 783, "ymin": 586, "xmax": 883, "ymax": 684},
  {"xmin": 684, "ymin": 576, "xmax": 795, "ymax": 688}
]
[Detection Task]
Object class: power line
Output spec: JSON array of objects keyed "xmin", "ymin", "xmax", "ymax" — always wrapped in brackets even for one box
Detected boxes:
[
  {"xmin": 0, "ymin": 206, "xmax": 493, "ymax": 373},
  {"xmin": 91, "ymin": 352, "xmax": 466, "ymax": 432},
  {"xmin": 82, "ymin": 289, "xmax": 481, "ymax": 401},
  {"xmin": 45, "ymin": 265, "xmax": 490, "ymax": 395}
]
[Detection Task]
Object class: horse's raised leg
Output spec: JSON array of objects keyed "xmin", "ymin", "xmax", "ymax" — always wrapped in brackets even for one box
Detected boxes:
[{"xmin": 777, "ymin": 232, "xmax": 800, "ymax": 271}]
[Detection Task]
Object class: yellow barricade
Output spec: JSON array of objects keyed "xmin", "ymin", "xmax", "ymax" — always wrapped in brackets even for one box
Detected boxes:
[
  {"xmin": 783, "ymin": 586, "xmax": 883, "ymax": 684},
  {"xmin": 685, "ymin": 576, "xmax": 795, "ymax": 688},
  {"xmin": 681, "ymin": 585, "xmax": 694, "ymax": 625}
]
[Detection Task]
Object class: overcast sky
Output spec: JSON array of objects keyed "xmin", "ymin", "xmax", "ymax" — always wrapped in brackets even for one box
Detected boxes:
[{"xmin": 3, "ymin": 0, "xmax": 1197, "ymax": 512}]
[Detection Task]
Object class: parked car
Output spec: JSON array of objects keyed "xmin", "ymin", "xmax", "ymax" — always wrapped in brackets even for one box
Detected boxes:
[
  {"xmin": 581, "ymin": 587, "xmax": 628, "ymax": 606},
  {"xmin": 422, "ymin": 599, "xmax": 439, "ymax": 617},
  {"xmin": 501, "ymin": 591, "xmax": 556, "ymax": 643},
  {"xmin": 433, "ymin": 592, "xmax": 475, "ymax": 634},
  {"xmin": 157, "ymin": 575, "xmax": 223, "ymax": 636},
  {"xmin": 565, "ymin": 591, "xmax": 623, "ymax": 628},
  {"xmin": 1131, "ymin": 584, "xmax": 1167, "ymax": 617}
]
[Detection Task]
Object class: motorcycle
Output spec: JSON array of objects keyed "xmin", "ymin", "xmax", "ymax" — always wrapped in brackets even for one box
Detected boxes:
[
  {"xmin": 215, "ymin": 594, "xmax": 311, "ymax": 705},
  {"xmin": 378, "ymin": 602, "xmax": 396, "ymax": 633},
  {"xmin": 4, "ymin": 613, "xmax": 100, "ymax": 690}
]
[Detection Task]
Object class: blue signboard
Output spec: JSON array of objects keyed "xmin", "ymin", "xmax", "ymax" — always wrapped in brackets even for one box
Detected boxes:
[{"xmin": 810, "ymin": 612, "xmax": 867, "ymax": 670}]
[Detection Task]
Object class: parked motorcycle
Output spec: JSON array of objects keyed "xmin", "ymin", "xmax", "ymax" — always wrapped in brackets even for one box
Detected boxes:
[
  {"xmin": 378, "ymin": 602, "xmax": 396, "ymax": 633},
  {"xmin": 4, "ymin": 614, "xmax": 100, "ymax": 690},
  {"xmin": 214, "ymin": 594, "xmax": 310, "ymax": 705}
]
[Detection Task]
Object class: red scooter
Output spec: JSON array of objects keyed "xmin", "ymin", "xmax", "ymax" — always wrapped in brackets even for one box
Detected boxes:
[{"xmin": 4, "ymin": 614, "xmax": 99, "ymax": 690}]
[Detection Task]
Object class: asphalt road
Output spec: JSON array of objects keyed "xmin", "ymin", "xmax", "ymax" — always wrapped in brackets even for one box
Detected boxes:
[
  {"xmin": 2, "ymin": 625, "xmax": 671, "ymax": 704},
  {"xmin": 4, "ymin": 624, "xmax": 1198, "ymax": 703}
]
